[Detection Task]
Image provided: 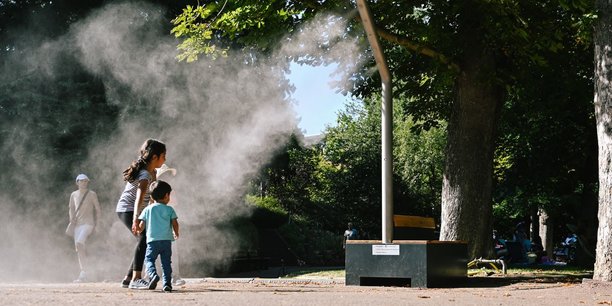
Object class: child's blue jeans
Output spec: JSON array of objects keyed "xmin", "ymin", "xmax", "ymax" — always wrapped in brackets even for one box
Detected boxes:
[{"xmin": 145, "ymin": 240, "xmax": 172, "ymax": 287}]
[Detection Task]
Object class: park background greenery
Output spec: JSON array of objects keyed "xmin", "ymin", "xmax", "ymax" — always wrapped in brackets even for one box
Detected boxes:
[{"xmin": 0, "ymin": 0, "xmax": 602, "ymax": 271}]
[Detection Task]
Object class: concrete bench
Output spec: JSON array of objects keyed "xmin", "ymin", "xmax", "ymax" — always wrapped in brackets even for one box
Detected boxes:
[
  {"xmin": 345, "ymin": 240, "xmax": 467, "ymax": 287},
  {"xmin": 346, "ymin": 215, "xmax": 466, "ymax": 287}
]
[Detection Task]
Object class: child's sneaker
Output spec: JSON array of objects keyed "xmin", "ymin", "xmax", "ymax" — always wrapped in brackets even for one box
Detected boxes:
[
  {"xmin": 128, "ymin": 278, "xmax": 149, "ymax": 289},
  {"xmin": 163, "ymin": 285, "xmax": 172, "ymax": 292},
  {"xmin": 148, "ymin": 275, "xmax": 160, "ymax": 290}
]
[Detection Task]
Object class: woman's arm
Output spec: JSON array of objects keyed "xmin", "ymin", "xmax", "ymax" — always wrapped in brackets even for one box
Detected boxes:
[
  {"xmin": 131, "ymin": 179, "xmax": 150, "ymax": 234},
  {"xmin": 137, "ymin": 220, "xmax": 145, "ymax": 234}
]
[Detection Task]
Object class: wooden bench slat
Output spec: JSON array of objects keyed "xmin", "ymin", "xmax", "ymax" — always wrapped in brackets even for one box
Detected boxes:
[{"xmin": 393, "ymin": 215, "xmax": 436, "ymax": 229}]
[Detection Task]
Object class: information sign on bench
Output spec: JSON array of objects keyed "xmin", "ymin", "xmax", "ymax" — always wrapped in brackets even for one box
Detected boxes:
[{"xmin": 372, "ymin": 244, "xmax": 400, "ymax": 255}]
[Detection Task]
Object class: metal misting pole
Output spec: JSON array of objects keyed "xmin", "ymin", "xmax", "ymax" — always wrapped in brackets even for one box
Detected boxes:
[{"xmin": 356, "ymin": 0, "xmax": 393, "ymax": 244}]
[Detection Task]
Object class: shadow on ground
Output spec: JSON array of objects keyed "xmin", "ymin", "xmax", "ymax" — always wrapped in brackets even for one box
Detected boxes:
[
  {"xmin": 463, "ymin": 273, "xmax": 592, "ymax": 288},
  {"xmin": 221, "ymin": 264, "xmax": 593, "ymax": 289},
  {"xmin": 225, "ymin": 266, "xmax": 343, "ymax": 278},
  {"xmin": 462, "ymin": 263, "xmax": 594, "ymax": 288}
]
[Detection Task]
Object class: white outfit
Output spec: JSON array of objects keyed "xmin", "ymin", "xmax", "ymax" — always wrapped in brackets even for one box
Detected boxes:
[
  {"xmin": 74, "ymin": 224, "xmax": 94, "ymax": 245},
  {"xmin": 68, "ymin": 189, "xmax": 101, "ymax": 245}
]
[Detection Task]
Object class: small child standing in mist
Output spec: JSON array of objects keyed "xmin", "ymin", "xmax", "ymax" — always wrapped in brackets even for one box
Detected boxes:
[
  {"xmin": 134, "ymin": 180, "xmax": 179, "ymax": 292},
  {"xmin": 156, "ymin": 164, "xmax": 185, "ymax": 286}
]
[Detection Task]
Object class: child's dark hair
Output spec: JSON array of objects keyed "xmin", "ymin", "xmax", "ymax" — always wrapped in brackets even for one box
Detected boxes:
[
  {"xmin": 149, "ymin": 180, "xmax": 172, "ymax": 201},
  {"xmin": 123, "ymin": 138, "xmax": 166, "ymax": 182}
]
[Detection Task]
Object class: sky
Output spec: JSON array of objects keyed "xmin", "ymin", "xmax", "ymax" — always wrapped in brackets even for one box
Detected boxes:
[{"xmin": 288, "ymin": 62, "xmax": 349, "ymax": 136}]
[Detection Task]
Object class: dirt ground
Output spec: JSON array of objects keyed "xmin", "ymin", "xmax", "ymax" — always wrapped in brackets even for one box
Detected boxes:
[{"xmin": 1, "ymin": 277, "xmax": 612, "ymax": 306}]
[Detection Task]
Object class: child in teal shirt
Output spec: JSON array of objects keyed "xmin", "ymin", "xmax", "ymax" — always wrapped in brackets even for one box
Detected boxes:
[{"xmin": 135, "ymin": 180, "xmax": 179, "ymax": 292}]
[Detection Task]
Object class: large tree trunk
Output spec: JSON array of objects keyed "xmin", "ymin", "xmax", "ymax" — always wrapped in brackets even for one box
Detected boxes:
[
  {"xmin": 593, "ymin": 0, "xmax": 612, "ymax": 282},
  {"xmin": 439, "ymin": 49, "xmax": 501, "ymax": 259}
]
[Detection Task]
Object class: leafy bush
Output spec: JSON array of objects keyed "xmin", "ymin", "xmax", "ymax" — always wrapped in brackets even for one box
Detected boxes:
[
  {"xmin": 277, "ymin": 216, "xmax": 344, "ymax": 265},
  {"xmin": 246, "ymin": 195, "xmax": 289, "ymax": 229}
]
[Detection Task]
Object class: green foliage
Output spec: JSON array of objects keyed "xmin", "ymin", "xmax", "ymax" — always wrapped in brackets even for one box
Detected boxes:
[
  {"xmin": 260, "ymin": 134, "xmax": 318, "ymax": 218},
  {"xmin": 394, "ymin": 115, "xmax": 446, "ymax": 219},
  {"xmin": 0, "ymin": 0, "xmax": 598, "ymax": 266},
  {"xmin": 169, "ymin": 0, "xmax": 596, "ymax": 140},
  {"xmin": 173, "ymin": 0, "xmax": 597, "ymax": 256},
  {"xmin": 254, "ymin": 96, "xmax": 447, "ymax": 238},
  {"xmin": 246, "ymin": 194, "xmax": 288, "ymax": 216},
  {"xmin": 245, "ymin": 195, "xmax": 289, "ymax": 229},
  {"xmin": 282, "ymin": 267, "xmax": 345, "ymax": 278},
  {"xmin": 276, "ymin": 216, "xmax": 344, "ymax": 265},
  {"xmin": 171, "ymin": 4, "xmax": 224, "ymax": 61},
  {"xmin": 311, "ymin": 99, "xmax": 383, "ymax": 235},
  {"xmin": 171, "ymin": 0, "xmax": 310, "ymax": 61},
  {"xmin": 493, "ymin": 27, "xmax": 596, "ymax": 230}
]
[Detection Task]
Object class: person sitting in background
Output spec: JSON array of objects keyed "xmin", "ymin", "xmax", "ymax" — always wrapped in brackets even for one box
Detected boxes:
[
  {"xmin": 493, "ymin": 230, "xmax": 508, "ymax": 259},
  {"xmin": 513, "ymin": 220, "xmax": 529, "ymax": 262},
  {"xmin": 343, "ymin": 223, "xmax": 358, "ymax": 249},
  {"xmin": 530, "ymin": 235, "xmax": 545, "ymax": 263}
]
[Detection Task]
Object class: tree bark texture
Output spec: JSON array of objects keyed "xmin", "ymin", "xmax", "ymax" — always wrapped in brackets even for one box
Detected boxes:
[
  {"xmin": 530, "ymin": 207, "xmax": 539, "ymax": 242},
  {"xmin": 440, "ymin": 50, "xmax": 501, "ymax": 259},
  {"xmin": 594, "ymin": 0, "xmax": 612, "ymax": 282},
  {"xmin": 539, "ymin": 209, "xmax": 554, "ymax": 259}
]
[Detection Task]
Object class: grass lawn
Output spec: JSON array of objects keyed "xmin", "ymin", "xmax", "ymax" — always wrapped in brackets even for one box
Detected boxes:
[{"xmin": 283, "ymin": 267, "xmax": 345, "ymax": 278}]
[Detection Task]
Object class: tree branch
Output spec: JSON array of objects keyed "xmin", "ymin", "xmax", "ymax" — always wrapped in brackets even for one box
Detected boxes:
[
  {"xmin": 351, "ymin": 14, "xmax": 460, "ymax": 72},
  {"xmin": 375, "ymin": 26, "xmax": 460, "ymax": 72},
  {"xmin": 302, "ymin": 1, "xmax": 460, "ymax": 71}
]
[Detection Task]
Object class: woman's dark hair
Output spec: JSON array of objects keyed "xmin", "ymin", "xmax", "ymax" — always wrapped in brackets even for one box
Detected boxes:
[
  {"xmin": 123, "ymin": 138, "xmax": 166, "ymax": 182},
  {"xmin": 149, "ymin": 180, "xmax": 172, "ymax": 201}
]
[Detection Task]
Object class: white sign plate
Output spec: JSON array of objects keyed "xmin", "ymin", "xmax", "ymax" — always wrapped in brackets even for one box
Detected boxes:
[{"xmin": 372, "ymin": 244, "xmax": 400, "ymax": 256}]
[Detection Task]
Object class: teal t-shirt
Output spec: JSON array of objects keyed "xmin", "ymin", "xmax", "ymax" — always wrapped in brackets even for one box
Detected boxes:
[{"xmin": 138, "ymin": 203, "xmax": 177, "ymax": 243}]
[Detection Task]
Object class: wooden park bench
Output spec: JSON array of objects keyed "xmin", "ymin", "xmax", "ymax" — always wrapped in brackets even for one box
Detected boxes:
[{"xmin": 392, "ymin": 215, "xmax": 438, "ymax": 240}]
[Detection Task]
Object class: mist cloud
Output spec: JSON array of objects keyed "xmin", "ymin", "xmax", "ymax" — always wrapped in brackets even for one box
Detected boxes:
[{"xmin": 0, "ymin": 1, "xmax": 363, "ymax": 281}]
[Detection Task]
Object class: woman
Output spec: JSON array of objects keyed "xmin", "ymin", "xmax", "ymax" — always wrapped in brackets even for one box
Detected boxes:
[{"xmin": 115, "ymin": 138, "xmax": 166, "ymax": 289}]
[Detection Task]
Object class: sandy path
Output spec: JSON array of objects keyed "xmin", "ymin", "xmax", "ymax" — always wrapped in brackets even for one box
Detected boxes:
[{"xmin": 1, "ymin": 278, "xmax": 612, "ymax": 305}]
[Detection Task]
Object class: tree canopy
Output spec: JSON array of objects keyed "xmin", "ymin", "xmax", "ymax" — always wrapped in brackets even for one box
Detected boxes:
[{"xmin": 172, "ymin": 0, "xmax": 596, "ymax": 258}]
